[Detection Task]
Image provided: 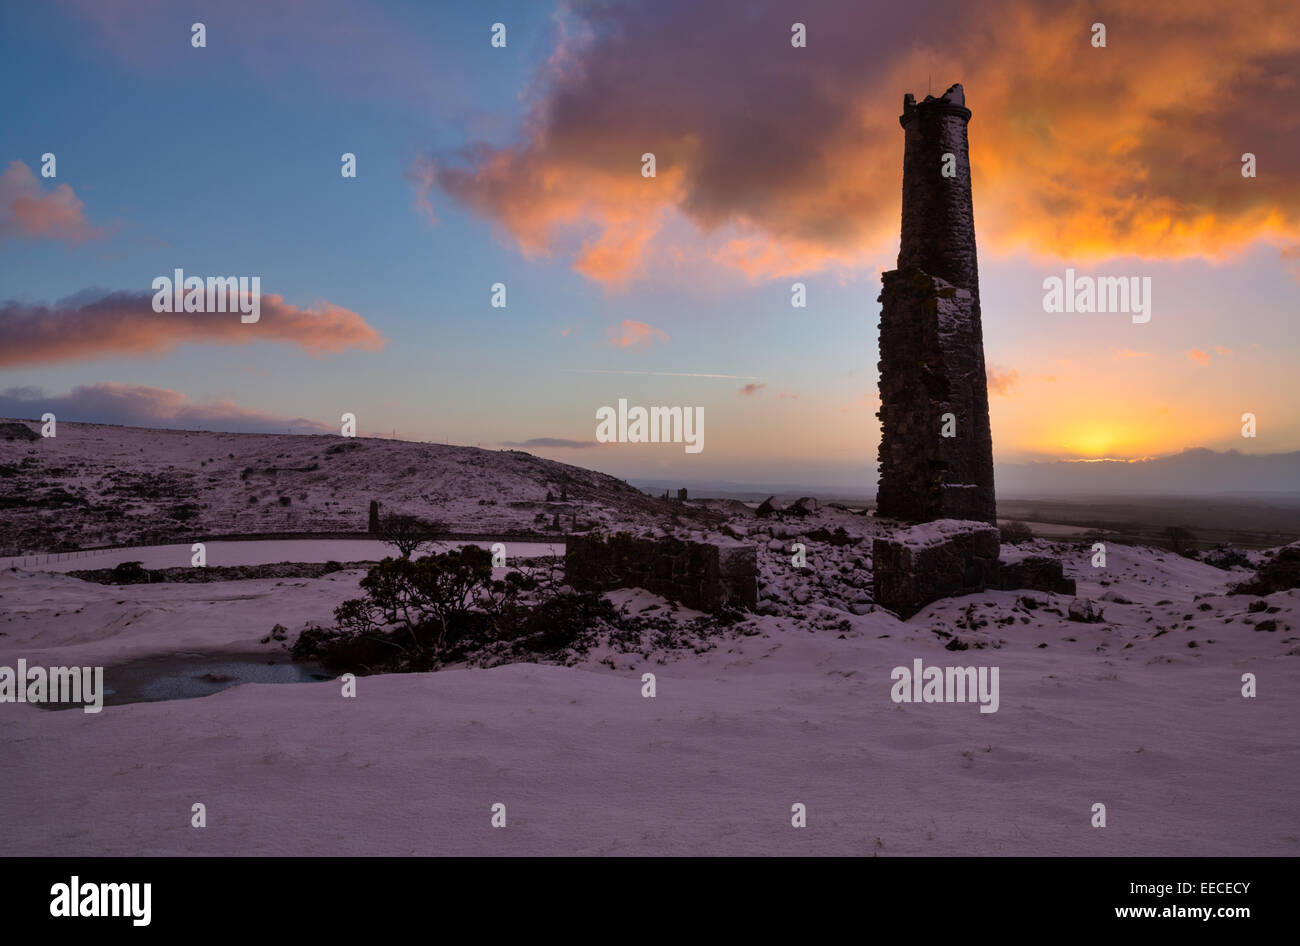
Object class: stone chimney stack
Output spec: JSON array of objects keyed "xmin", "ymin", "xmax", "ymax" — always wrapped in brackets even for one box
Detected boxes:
[
  {"xmin": 876, "ymin": 83, "xmax": 997, "ymax": 526},
  {"xmin": 898, "ymin": 84, "xmax": 978, "ymax": 296}
]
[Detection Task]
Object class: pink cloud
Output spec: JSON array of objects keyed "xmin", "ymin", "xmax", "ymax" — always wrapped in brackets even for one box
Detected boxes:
[
  {"xmin": 738, "ymin": 383, "xmax": 766, "ymax": 396},
  {"xmin": 606, "ymin": 319, "xmax": 669, "ymax": 349},
  {"xmin": 406, "ymin": 156, "xmax": 438, "ymax": 227},
  {"xmin": 0, "ymin": 289, "xmax": 385, "ymax": 367},
  {"xmin": 0, "ymin": 161, "xmax": 106, "ymax": 245},
  {"xmin": 1187, "ymin": 349, "xmax": 1211, "ymax": 366},
  {"xmin": 0, "ymin": 383, "xmax": 333, "ymax": 434}
]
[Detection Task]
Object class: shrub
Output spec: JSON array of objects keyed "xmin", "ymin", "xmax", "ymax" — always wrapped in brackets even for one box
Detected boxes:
[
  {"xmin": 1161, "ymin": 525, "xmax": 1197, "ymax": 555},
  {"xmin": 329, "ymin": 546, "xmax": 493, "ymax": 658},
  {"xmin": 999, "ymin": 520, "xmax": 1034, "ymax": 544},
  {"xmin": 378, "ymin": 512, "xmax": 446, "ymax": 559},
  {"xmin": 169, "ymin": 503, "xmax": 201, "ymax": 521},
  {"xmin": 110, "ymin": 561, "xmax": 149, "ymax": 584},
  {"xmin": 1202, "ymin": 543, "xmax": 1250, "ymax": 570},
  {"xmin": 293, "ymin": 548, "xmax": 615, "ymax": 672}
]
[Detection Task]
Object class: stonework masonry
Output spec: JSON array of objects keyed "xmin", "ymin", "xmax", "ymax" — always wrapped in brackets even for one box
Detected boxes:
[
  {"xmin": 876, "ymin": 83, "xmax": 996, "ymax": 525},
  {"xmin": 872, "ymin": 520, "xmax": 1001, "ymax": 619},
  {"xmin": 565, "ymin": 533, "xmax": 759, "ymax": 612}
]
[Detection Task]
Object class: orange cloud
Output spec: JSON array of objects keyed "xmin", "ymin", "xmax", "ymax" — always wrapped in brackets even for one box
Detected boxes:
[
  {"xmin": 606, "ymin": 319, "xmax": 669, "ymax": 349},
  {"xmin": 0, "ymin": 289, "xmax": 385, "ymax": 367},
  {"xmin": 1187, "ymin": 349, "xmax": 1211, "ymax": 365},
  {"xmin": 425, "ymin": 0, "xmax": 1300, "ymax": 285},
  {"xmin": 0, "ymin": 161, "xmax": 106, "ymax": 244},
  {"xmin": 986, "ymin": 365, "xmax": 1020, "ymax": 396}
]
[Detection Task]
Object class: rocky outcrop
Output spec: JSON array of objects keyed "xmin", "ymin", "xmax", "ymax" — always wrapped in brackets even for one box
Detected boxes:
[
  {"xmin": 1068, "ymin": 598, "xmax": 1105, "ymax": 623},
  {"xmin": 1231, "ymin": 543, "xmax": 1300, "ymax": 596},
  {"xmin": 0, "ymin": 422, "xmax": 39, "ymax": 442},
  {"xmin": 999, "ymin": 555, "xmax": 1076, "ymax": 596}
]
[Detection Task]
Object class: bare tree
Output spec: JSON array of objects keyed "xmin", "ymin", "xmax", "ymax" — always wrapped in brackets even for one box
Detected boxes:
[
  {"xmin": 379, "ymin": 512, "xmax": 445, "ymax": 559},
  {"xmin": 1160, "ymin": 525, "xmax": 1196, "ymax": 556}
]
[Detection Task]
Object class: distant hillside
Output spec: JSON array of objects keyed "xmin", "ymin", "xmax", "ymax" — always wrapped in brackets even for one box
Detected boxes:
[
  {"xmin": 996, "ymin": 448, "xmax": 1300, "ymax": 496},
  {"xmin": 628, "ymin": 448, "xmax": 1300, "ymax": 502},
  {"xmin": 0, "ymin": 419, "xmax": 717, "ymax": 555}
]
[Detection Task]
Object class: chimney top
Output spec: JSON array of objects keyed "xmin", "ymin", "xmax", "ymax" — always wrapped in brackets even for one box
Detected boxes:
[{"xmin": 901, "ymin": 83, "xmax": 970, "ymax": 125}]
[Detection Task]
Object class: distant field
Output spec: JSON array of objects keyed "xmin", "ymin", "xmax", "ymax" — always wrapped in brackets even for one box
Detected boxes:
[
  {"xmin": 701, "ymin": 492, "xmax": 1300, "ymax": 550},
  {"xmin": 996, "ymin": 496, "xmax": 1300, "ymax": 550}
]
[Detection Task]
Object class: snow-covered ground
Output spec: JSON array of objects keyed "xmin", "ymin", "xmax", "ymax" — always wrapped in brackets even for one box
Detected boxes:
[
  {"xmin": 0, "ymin": 539, "xmax": 564, "ymax": 573},
  {"xmin": 2, "ymin": 533, "xmax": 1296, "ymax": 855}
]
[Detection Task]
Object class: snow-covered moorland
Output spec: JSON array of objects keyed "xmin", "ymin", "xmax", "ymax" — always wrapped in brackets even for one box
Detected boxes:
[
  {"xmin": 2, "ymin": 529, "xmax": 1297, "ymax": 854},
  {"xmin": 1, "ymin": 422, "xmax": 1297, "ymax": 855}
]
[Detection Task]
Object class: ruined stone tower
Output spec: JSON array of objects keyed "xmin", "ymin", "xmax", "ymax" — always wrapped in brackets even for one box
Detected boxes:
[{"xmin": 876, "ymin": 83, "xmax": 996, "ymax": 525}]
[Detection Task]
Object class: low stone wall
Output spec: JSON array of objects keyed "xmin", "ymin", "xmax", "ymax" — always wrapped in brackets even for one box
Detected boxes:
[
  {"xmin": 873, "ymin": 519, "xmax": 1001, "ymax": 618},
  {"xmin": 565, "ymin": 533, "xmax": 758, "ymax": 612}
]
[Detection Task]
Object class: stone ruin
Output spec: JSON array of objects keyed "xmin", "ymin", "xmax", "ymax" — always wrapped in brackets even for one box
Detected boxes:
[
  {"xmin": 559, "ymin": 86, "xmax": 1078, "ymax": 622},
  {"xmin": 872, "ymin": 520, "xmax": 1001, "ymax": 620},
  {"xmin": 873, "ymin": 521, "xmax": 1076, "ymax": 619},
  {"xmin": 876, "ymin": 83, "xmax": 996, "ymax": 526},
  {"xmin": 872, "ymin": 85, "xmax": 1074, "ymax": 618},
  {"xmin": 566, "ymin": 533, "xmax": 758, "ymax": 612}
]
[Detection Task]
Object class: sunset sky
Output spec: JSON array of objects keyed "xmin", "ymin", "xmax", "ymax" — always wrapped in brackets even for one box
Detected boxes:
[{"xmin": 2, "ymin": 0, "xmax": 1298, "ymax": 488}]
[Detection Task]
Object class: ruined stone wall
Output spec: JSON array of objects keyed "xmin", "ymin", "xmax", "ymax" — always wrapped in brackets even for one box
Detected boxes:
[
  {"xmin": 876, "ymin": 84, "xmax": 995, "ymax": 525},
  {"xmin": 565, "ymin": 533, "xmax": 758, "ymax": 612}
]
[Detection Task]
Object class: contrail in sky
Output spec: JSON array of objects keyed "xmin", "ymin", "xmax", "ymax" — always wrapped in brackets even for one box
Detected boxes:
[{"xmin": 564, "ymin": 369, "xmax": 758, "ymax": 380}]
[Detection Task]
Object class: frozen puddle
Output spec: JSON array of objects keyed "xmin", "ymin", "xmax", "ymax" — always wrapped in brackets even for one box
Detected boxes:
[{"xmin": 36, "ymin": 652, "xmax": 333, "ymax": 710}]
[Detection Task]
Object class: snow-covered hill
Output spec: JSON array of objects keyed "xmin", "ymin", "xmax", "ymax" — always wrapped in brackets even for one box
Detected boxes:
[{"xmin": 0, "ymin": 419, "xmax": 716, "ymax": 555}]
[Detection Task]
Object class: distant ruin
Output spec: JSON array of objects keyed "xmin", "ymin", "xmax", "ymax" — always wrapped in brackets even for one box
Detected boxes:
[{"xmin": 876, "ymin": 83, "xmax": 996, "ymax": 525}]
